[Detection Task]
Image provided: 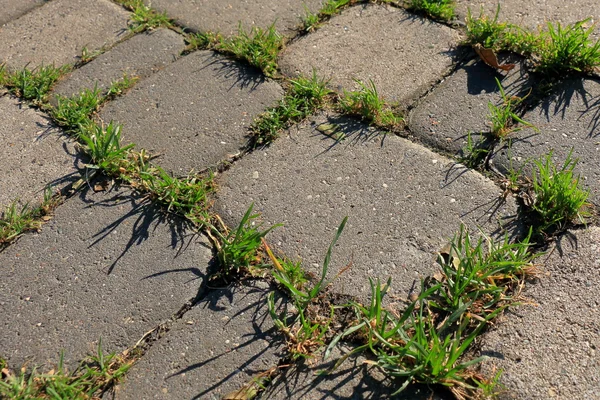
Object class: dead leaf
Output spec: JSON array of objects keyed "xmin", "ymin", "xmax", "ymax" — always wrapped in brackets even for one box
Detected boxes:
[
  {"xmin": 473, "ymin": 44, "xmax": 516, "ymax": 71},
  {"xmin": 41, "ymin": 215, "xmax": 52, "ymax": 221}
]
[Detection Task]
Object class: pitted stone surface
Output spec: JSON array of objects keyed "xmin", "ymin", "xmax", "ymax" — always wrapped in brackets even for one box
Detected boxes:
[
  {"xmin": 0, "ymin": 0, "xmax": 130, "ymax": 69},
  {"xmin": 478, "ymin": 227, "xmax": 600, "ymax": 399},
  {"xmin": 455, "ymin": 1, "xmax": 600, "ymax": 37},
  {"xmin": 0, "ymin": 0, "xmax": 45, "ymax": 26},
  {"xmin": 52, "ymin": 29, "xmax": 185, "ymax": 99},
  {"xmin": 0, "ymin": 187, "xmax": 211, "ymax": 369},
  {"xmin": 112, "ymin": 283, "xmax": 282, "ymax": 399},
  {"xmin": 0, "ymin": 96, "xmax": 78, "ymax": 210},
  {"xmin": 214, "ymin": 113, "xmax": 519, "ymax": 302},
  {"xmin": 279, "ymin": 4, "xmax": 460, "ymax": 105},
  {"xmin": 100, "ymin": 50, "xmax": 283, "ymax": 173},
  {"xmin": 148, "ymin": 0, "xmax": 323, "ymax": 37},
  {"xmin": 489, "ymin": 78, "xmax": 600, "ymax": 205},
  {"xmin": 409, "ymin": 55, "xmax": 530, "ymax": 155}
]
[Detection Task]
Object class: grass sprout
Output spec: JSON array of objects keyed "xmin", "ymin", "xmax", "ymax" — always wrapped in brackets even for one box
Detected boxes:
[
  {"xmin": 106, "ymin": 73, "xmax": 139, "ymax": 99},
  {"xmin": 409, "ymin": 0, "xmax": 455, "ymax": 21},
  {"xmin": 52, "ymin": 86, "xmax": 103, "ymax": 134},
  {"xmin": 488, "ymin": 78, "xmax": 537, "ymax": 138},
  {"xmin": 3, "ymin": 64, "xmax": 70, "ymax": 104},
  {"xmin": 338, "ymin": 79, "xmax": 402, "ymax": 128},
  {"xmin": 218, "ymin": 23, "xmax": 283, "ymax": 78},
  {"xmin": 301, "ymin": 0, "xmax": 353, "ymax": 32},
  {"xmin": 116, "ymin": 0, "xmax": 173, "ymax": 32},
  {"xmin": 530, "ymin": 149, "xmax": 590, "ymax": 235}
]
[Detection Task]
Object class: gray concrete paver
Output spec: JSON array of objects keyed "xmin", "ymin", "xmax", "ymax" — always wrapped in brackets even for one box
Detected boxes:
[
  {"xmin": 0, "ymin": 0, "xmax": 45, "ymax": 27},
  {"xmin": 148, "ymin": 0, "xmax": 323, "ymax": 37},
  {"xmin": 99, "ymin": 50, "xmax": 283, "ymax": 174},
  {"xmin": 279, "ymin": 4, "xmax": 460, "ymax": 105},
  {"xmin": 489, "ymin": 78, "xmax": 600, "ymax": 205},
  {"xmin": 52, "ymin": 29, "xmax": 185, "ymax": 99},
  {"xmin": 0, "ymin": 187, "xmax": 211, "ymax": 369},
  {"xmin": 213, "ymin": 113, "xmax": 519, "ymax": 303},
  {"xmin": 409, "ymin": 55, "xmax": 529, "ymax": 155},
  {"xmin": 455, "ymin": 0, "xmax": 600, "ymax": 37},
  {"xmin": 0, "ymin": 0, "xmax": 130, "ymax": 70},
  {"xmin": 478, "ymin": 227, "xmax": 600, "ymax": 399},
  {"xmin": 0, "ymin": 95, "xmax": 79, "ymax": 210},
  {"xmin": 112, "ymin": 282, "xmax": 282, "ymax": 400}
]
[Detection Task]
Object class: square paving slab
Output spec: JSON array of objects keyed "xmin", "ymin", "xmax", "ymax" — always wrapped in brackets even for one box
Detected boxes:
[
  {"xmin": 111, "ymin": 282, "xmax": 282, "ymax": 399},
  {"xmin": 279, "ymin": 4, "xmax": 460, "ymax": 106},
  {"xmin": 0, "ymin": 0, "xmax": 130, "ymax": 69},
  {"xmin": 0, "ymin": 187, "xmax": 212, "ymax": 370},
  {"xmin": 0, "ymin": 95, "xmax": 79, "ymax": 210},
  {"xmin": 99, "ymin": 50, "xmax": 283, "ymax": 174},
  {"xmin": 52, "ymin": 29, "xmax": 185, "ymax": 100},
  {"xmin": 214, "ymin": 113, "xmax": 519, "ymax": 303},
  {"xmin": 148, "ymin": 0, "xmax": 323, "ymax": 37},
  {"xmin": 489, "ymin": 78, "xmax": 600, "ymax": 205},
  {"xmin": 409, "ymin": 54, "xmax": 531, "ymax": 155},
  {"xmin": 478, "ymin": 227, "xmax": 600, "ymax": 399}
]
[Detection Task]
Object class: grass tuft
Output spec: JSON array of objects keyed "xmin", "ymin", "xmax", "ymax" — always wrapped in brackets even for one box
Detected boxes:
[
  {"xmin": 52, "ymin": 86, "xmax": 103, "ymax": 135},
  {"xmin": 217, "ymin": 23, "xmax": 283, "ymax": 78},
  {"xmin": 251, "ymin": 72, "xmax": 332, "ymax": 146},
  {"xmin": 116, "ymin": 0, "xmax": 173, "ymax": 32},
  {"xmin": 487, "ymin": 78, "xmax": 537, "ymax": 138},
  {"xmin": 338, "ymin": 79, "xmax": 403, "ymax": 128},
  {"xmin": 301, "ymin": 0, "xmax": 353, "ymax": 32},
  {"xmin": 3, "ymin": 64, "xmax": 71, "ymax": 104},
  {"xmin": 409, "ymin": 0, "xmax": 456, "ymax": 21},
  {"xmin": 529, "ymin": 149, "xmax": 590, "ymax": 235}
]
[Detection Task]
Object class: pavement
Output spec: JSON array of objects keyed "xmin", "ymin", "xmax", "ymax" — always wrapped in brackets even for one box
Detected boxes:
[{"xmin": 1, "ymin": 1, "xmax": 599, "ymax": 399}]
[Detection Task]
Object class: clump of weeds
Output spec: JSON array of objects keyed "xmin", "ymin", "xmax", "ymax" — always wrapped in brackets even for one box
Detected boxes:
[
  {"xmin": 52, "ymin": 86, "xmax": 103, "ymax": 134},
  {"xmin": 338, "ymin": 79, "xmax": 403, "ymax": 128},
  {"xmin": 301, "ymin": 0, "xmax": 354, "ymax": 32},
  {"xmin": 217, "ymin": 23, "xmax": 283, "ymax": 78},
  {"xmin": 250, "ymin": 71, "xmax": 332, "ymax": 147},
  {"xmin": 116, "ymin": 0, "xmax": 173, "ymax": 32},
  {"xmin": 105, "ymin": 73, "xmax": 139, "ymax": 99},
  {"xmin": 0, "ymin": 341, "xmax": 133, "ymax": 399},
  {"xmin": 2, "ymin": 64, "xmax": 71, "ymax": 105},
  {"xmin": 409, "ymin": 0, "xmax": 456, "ymax": 22},
  {"xmin": 527, "ymin": 149, "xmax": 591, "ymax": 236}
]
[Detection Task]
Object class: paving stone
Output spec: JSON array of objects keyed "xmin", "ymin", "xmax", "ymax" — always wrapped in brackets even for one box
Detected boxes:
[
  {"xmin": 477, "ymin": 227, "xmax": 600, "ymax": 399},
  {"xmin": 0, "ymin": 187, "xmax": 211, "ymax": 369},
  {"xmin": 0, "ymin": 95, "xmax": 79, "ymax": 210},
  {"xmin": 263, "ymin": 345, "xmax": 447, "ymax": 399},
  {"xmin": 213, "ymin": 113, "xmax": 519, "ymax": 302},
  {"xmin": 52, "ymin": 29, "xmax": 185, "ymax": 99},
  {"xmin": 279, "ymin": 4, "xmax": 461, "ymax": 106},
  {"xmin": 0, "ymin": 0, "xmax": 45, "ymax": 26},
  {"xmin": 489, "ymin": 78, "xmax": 600, "ymax": 206},
  {"xmin": 148, "ymin": 0, "xmax": 323, "ymax": 37},
  {"xmin": 112, "ymin": 282, "xmax": 282, "ymax": 399},
  {"xmin": 0, "ymin": 0, "xmax": 130, "ymax": 70},
  {"xmin": 455, "ymin": 0, "xmax": 600, "ymax": 37},
  {"xmin": 409, "ymin": 54, "xmax": 531, "ymax": 155},
  {"xmin": 100, "ymin": 50, "xmax": 283, "ymax": 174}
]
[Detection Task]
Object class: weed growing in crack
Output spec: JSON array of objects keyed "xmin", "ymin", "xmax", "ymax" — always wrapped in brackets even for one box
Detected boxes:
[
  {"xmin": 105, "ymin": 73, "xmax": 139, "ymax": 99},
  {"xmin": 529, "ymin": 149, "xmax": 590, "ymax": 235},
  {"xmin": 52, "ymin": 86, "xmax": 103, "ymax": 134},
  {"xmin": 217, "ymin": 23, "xmax": 283, "ymax": 78},
  {"xmin": 116, "ymin": 0, "xmax": 172, "ymax": 32},
  {"xmin": 301, "ymin": 0, "xmax": 353, "ymax": 32},
  {"xmin": 409, "ymin": 0, "xmax": 456, "ymax": 22},
  {"xmin": 459, "ymin": 132, "xmax": 490, "ymax": 169},
  {"xmin": 3, "ymin": 64, "xmax": 71, "ymax": 105},
  {"xmin": 184, "ymin": 31, "xmax": 221, "ymax": 52},
  {"xmin": 79, "ymin": 121, "xmax": 135, "ymax": 176},
  {"xmin": 0, "ymin": 340, "xmax": 132, "ymax": 399},
  {"xmin": 251, "ymin": 71, "xmax": 332, "ymax": 146},
  {"xmin": 338, "ymin": 79, "xmax": 402, "ymax": 128},
  {"xmin": 465, "ymin": 6, "xmax": 508, "ymax": 50},
  {"xmin": 0, "ymin": 189, "xmax": 56, "ymax": 246},
  {"xmin": 487, "ymin": 78, "xmax": 537, "ymax": 138},
  {"xmin": 207, "ymin": 203, "xmax": 281, "ymax": 278}
]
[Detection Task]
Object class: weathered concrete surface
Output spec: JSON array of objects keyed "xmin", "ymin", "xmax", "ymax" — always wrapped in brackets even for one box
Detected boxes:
[
  {"xmin": 52, "ymin": 29, "xmax": 185, "ymax": 99},
  {"xmin": 0, "ymin": 187, "xmax": 212, "ymax": 369},
  {"xmin": 214, "ymin": 113, "xmax": 519, "ymax": 302},
  {"xmin": 409, "ymin": 55, "xmax": 530, "ymax": 155},
  {"xmin": 478, "ymin": 227, "xmax": 600, "ymax": 399},
  {"xmin": 263, "ymin": 345, "xmax": 447, "ymax": 399},
  {"xmin": 0, "ymin": 95, "xmax": 79, "ymax": 210},
  {"xmin": 279, "ymin": 4, "xmax": 461, "ymax": 105},
  {"xmin": 489, "ymin": 78, "xmax": 600, "ymax": 205},
  {"xmin": 455, "ymin": 0, "xmax": 600, "ymax": 37},
  {"xmin": 112, "ymin": 282, "xmax": 282, "ymax": 399},
  {"xmin": 100, "ymin": 50, "xmax": 283, "ymax": 174},
  {"xmin": 149, "ymin": 0, "xmax": 323, "ymax": 37},
  {"xmin": 0, "ymin": 0, "xmax": 45, "ymax": 26},
  {"xmin": 0, "ymin": 0, "xmax": 130, "ymax": 69}
]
